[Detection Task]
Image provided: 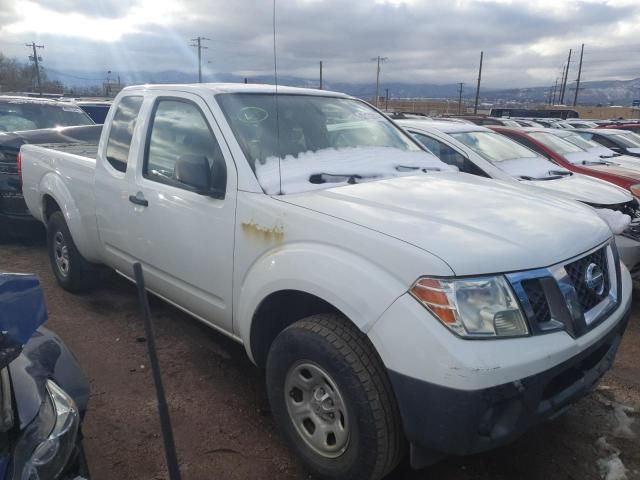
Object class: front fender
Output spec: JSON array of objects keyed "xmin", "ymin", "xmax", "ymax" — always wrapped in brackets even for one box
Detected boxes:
[
  {"xmin": 9, "ymin": 327, "xmax": 89, "ymax": 429},
  {"xmin": 38, "ymin": 173, "xmax": 100, "ymax": 262},
  {"xmin": 235, "ymin": 242, "xmax": 415, "ymax": 363}
]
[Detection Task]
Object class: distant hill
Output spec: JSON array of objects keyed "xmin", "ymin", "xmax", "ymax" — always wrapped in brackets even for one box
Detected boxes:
[{"xmin": 45, "ymin": 68, "xmax": 640, "ymax": 106}]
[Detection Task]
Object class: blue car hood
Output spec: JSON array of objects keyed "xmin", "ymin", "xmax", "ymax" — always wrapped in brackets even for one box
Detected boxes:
[{"xmin": 0, "ymin": 274, "xmax": 47, "ymax": 368}]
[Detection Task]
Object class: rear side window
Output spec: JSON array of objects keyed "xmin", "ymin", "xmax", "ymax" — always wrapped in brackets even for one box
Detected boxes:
[{"xmin": 105, "ymin": 96, "xmax": 143, "ymax": 173}]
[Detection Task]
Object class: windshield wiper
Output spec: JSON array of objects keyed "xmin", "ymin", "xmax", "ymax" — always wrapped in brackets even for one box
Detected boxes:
[
  {"xmin": 395, "ymin": 165, "xmax": 442, "ymax": 172},
  {"xmin": 309, "ymin": 173, "xmax": 370, "ymax": 184},
  {"xmin": 519, "ymin": 170, "xmax": 570, "ymax": 181}
]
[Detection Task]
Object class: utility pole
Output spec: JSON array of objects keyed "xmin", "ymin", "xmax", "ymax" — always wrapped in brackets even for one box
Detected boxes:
[
  {"xmin": 573, "ymin": 43, "xmax": 584, "ymax": 107},
  {"xmin": 547, "ymin": 82, "xmax": 554, "ymax": 105},
  {"xmin": 473, "ymin": 51, "xmax": 483, "ymax": 114},
  {"xmin": 319, "ymin": 61, "xmax": 323, "ymax": 90},
  {"xmin": 457, "ymin": 82, "xmax": 464, "ymax": 114},
  {"xmin": 385, "ymin": 88, "xmax": 389, "ymax": 111},
  {"xmin": 559, "ymin": 49, "xmax": 572, "ymax": 104},
  {"xmin": 372, "ymin": 56, "xmax": 388, "ymax": 107},
  {"xmin": 25, "ymin": 42, "xmax": 44, "ymax": 96},
  {"xmin": 190, "ymin": 36, "xmax": 210, "ymax": 83}
]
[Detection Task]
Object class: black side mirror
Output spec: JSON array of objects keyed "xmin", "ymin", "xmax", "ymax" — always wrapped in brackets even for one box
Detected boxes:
[{"xmin": 174, "ymin": 154, "xmax": 210, "ymax": 193}]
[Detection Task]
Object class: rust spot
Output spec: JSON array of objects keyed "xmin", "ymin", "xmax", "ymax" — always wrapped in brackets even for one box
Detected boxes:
[{"xmin": 241, "ymin": 221, "xmax": 284, "ymax": 243}]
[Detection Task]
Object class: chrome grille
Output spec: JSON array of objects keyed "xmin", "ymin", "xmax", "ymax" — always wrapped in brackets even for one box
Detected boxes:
[{"xmin": 563, "ymin": 247, "xmax": 610, "ymax": 312}]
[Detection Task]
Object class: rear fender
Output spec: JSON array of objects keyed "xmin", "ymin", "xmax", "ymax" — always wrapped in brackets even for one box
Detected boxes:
[{"xmin": 38, "ymin": 172, "xmax": 100, "ymax": 262}]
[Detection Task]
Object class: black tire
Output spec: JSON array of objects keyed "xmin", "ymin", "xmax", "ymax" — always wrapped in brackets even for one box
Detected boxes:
[
  {"xmin": 46, "ymin": 211, "xmax": 98, "ymax": 293},
  {"xmin": 266, "ymin": 314, "xmax": 405, "ymax": 480}
]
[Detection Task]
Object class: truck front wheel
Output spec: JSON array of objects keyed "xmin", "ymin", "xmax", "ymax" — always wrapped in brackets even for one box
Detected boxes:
[
  {"xmin": 47, "ymin": 212, "xmax": 97, "ymax": 293},
  {"xmin": 266, "ymin": 314, "xmax": 404, "ymax": 480}
]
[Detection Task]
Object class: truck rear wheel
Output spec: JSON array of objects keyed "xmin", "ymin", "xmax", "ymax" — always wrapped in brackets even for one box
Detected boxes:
[
  {"xmin": 266, "ymin": 314, "xmax": 404, "ymax": 480},
  {"xmin": 47, "ymin": 211, "xmax": 98, "ymax": 293}
]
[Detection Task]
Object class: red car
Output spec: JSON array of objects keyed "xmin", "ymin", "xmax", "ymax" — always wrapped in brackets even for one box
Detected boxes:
[
  {"xmin": 490, "ymin": 126, "xmax": 640, "ymax": 196},
  {"xmin": 598, "ymin": 123, "xmax": 640, "ymax": 133}
]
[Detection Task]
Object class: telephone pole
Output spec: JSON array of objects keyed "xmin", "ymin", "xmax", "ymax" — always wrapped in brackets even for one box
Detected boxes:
[
  {"xmin": 457, "ymin": 82, "xmax": 464, "ymax": 114},
  {"xmin": 573, "ymin": 43, "xmax": 584, "ymax": 106},
  {"xmin": 190, "ymin": 36, "xmax": 210, "ymax": 83},
  {"xmin": 319, "ymin": 61, "xmax": 323, "ymax": 90},
  {"xmin": 473, "ymin": 51, "xmax": 483, "ymax": 114},
  {"xmin": 559, "ymin": 49, "xmax": 572, "ymax": 104},
  {"xmin": 385, "ymin": 88, "xmax": 389, "ymax": 111},
  {"xmin": 25, "ymin": 42, "xmax": 44, "ymax": 96},
  {"xmin": 372, "ymin": 56, "xmax": 388, "ymax": 107}
]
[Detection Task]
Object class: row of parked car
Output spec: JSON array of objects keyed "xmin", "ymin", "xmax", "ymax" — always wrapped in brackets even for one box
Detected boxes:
[{"xmin": 1, "ymin": 87, "xmax": 639, "ymax": 480}]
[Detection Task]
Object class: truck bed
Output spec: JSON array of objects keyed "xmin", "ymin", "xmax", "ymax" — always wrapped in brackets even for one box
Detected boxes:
[{"xmin": 36, "ymin": 142, "xmax": 99, "ymax": 160}]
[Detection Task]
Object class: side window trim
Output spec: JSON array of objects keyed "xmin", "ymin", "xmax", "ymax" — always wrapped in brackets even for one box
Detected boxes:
[{"xmin": 143, "ymin": 96, "xmax": 227, "ymax": 198}]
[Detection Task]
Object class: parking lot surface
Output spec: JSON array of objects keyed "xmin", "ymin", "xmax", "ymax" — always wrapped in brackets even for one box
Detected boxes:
[{"xmin": 1, "ymin": 240, "xmax": 638, "ymax": 480}]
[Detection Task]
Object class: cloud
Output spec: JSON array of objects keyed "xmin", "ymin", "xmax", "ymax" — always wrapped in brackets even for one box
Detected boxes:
[{"xmin": 0, "ymin": 0, "xmax": 638, "ymax": 88}]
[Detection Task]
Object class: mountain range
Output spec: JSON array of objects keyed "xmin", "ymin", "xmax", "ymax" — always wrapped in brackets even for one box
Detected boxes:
[{"xmin": 46, "ymin": 68, "xmax": 640, "ymax": 106}]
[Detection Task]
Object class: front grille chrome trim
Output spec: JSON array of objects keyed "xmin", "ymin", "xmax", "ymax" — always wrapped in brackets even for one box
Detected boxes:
[{"xmin": 506, "ymin": 240, "xmax": 619, "ymax": 338}]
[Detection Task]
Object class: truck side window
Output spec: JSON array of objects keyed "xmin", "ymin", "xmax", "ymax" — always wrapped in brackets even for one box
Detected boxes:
[
  {"xmin": 144, "ymin": 99, "xmax": 227, "ymax": 196},
  {"xmin": 104, "ymin": 96, "xmax": 143, "ymax": 173}
]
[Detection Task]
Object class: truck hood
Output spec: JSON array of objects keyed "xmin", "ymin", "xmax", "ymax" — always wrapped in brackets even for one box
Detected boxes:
[
  {"xmin": 520, "ymin": 174, "xmax": 632, "ymax": 205},
  {"xmin": 278, "ymin": 173, "xmax": 612, "ymax": 275}
]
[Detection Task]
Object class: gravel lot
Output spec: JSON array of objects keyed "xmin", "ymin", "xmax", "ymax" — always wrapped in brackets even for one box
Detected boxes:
[{"xmin": 1, "ymin": 239, "xmax": 638, "ymax": 480}]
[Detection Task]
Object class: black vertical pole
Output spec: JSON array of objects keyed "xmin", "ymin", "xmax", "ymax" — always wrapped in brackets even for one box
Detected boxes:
[
  {"xmin": 473, "ymin": 51, "xmax": 483, "ymax": 114},
  {"xmin": 133, "ymin": 263, "xmax": 182, "ymax": 480}
]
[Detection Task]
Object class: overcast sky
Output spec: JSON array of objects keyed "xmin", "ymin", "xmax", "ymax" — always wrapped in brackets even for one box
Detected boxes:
[{"xmin": 0, "ymin": 0, "xmax": 639, "ymax": 88}]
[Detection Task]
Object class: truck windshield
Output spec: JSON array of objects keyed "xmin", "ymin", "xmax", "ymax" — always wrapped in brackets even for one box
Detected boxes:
[
  {"xmin": 216, "ymin": 93, "xmax": 453, "ymax": 194},
  {"xmin": 0, "ymin": 100, "xmax": 94, "ymax": 132}
]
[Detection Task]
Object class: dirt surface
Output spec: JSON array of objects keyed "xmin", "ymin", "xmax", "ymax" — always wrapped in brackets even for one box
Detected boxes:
[{"xmin": 1, "ymin": 239, "xmax": 639, "ymax": 480}]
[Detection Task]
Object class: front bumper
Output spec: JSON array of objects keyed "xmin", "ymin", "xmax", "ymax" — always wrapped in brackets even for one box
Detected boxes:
[
  {"xmin": 387, "ymin": 305, "xmax": 629, "ymax": 463},
  {"xmin": 367, "ymin": 260, "xmax": 632, "ymax": 466}
]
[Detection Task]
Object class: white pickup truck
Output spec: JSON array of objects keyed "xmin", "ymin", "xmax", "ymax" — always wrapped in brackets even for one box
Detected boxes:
[{"xmin": 20, "ymin": 84, "xmax": 631, "ymax": 480}]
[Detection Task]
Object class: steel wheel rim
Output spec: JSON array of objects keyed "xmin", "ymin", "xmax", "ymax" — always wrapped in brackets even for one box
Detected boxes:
[
  {"xmin": 53, "ymin": 231, "xmax": 70, "ymax": 278},
  {"xmin": 284, "ymin": 361, "xmax": 350, "ymax": 458}
]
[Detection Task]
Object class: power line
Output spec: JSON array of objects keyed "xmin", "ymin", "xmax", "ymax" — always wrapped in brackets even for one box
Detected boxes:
[
  {"xmin": 371, "ymin": 56, "xmax": 388, "ymax": 108},
  {"xmin": 25, "ymin": 42, "xmax": 44, "ymax": 96},
  {"xmin": 189, "ymin": 36, "xmax": 210, "ymax": 83},
  {"xmin": 573, "ymin": 43, "xmax": 584, "ymax": 107},
  {"xmin": 473, "ymin": 51, "xmax": 483, "ymax": 114}
]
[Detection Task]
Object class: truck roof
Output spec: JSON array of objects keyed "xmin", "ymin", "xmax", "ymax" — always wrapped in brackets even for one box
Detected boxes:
[
  {"xmin": 121, "ymin": 82, "xmax": 351, "ymax": 98},
  {"xmin": 0, "ymin": 95, "xmax": 79, "ymax": 107}
]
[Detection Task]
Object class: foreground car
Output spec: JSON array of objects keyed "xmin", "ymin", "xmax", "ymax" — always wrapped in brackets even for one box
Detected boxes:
[
  {"xmin": 19, "ymin": 83, "xmax": 632, "ymax": 479},
  {"xmin": 0, "ymin": 273, "xmax": 90, "ymax": 479}
]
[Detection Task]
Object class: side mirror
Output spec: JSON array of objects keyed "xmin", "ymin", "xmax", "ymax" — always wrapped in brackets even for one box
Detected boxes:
[{"xmin": 174, "ymin": 154, "xmax": 210, "ymax": 193}]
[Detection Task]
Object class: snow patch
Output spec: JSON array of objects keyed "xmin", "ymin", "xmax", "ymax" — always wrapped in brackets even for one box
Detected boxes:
[
  {"xmin": 596, "ymin": 437, "xmax": 628, "ymax": 480},
  {"xmin": 595, "ymin": 209, "xmax": 632, "ymax": 235},
  {"xmin": 254, "ymin": 147, "xmax": 457, "ymax": 194},
  {"xmin": 612, "ymin": 403, "xmax": 636, "ymax": 440}
]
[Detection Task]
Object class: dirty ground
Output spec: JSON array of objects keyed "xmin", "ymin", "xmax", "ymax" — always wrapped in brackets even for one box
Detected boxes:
[{"xmin": 1, "ymin": 240, "xmax": 638, "ymax": 480}]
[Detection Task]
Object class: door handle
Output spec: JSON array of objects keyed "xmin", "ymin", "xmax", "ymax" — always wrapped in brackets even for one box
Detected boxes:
[{"xmin": 129, "ymin": 194, "xmax": 149, "ymax": 207}]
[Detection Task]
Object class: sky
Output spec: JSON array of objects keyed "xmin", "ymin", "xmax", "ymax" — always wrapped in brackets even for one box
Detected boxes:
[{"xmin": 0, "ymin": 0, "xmax": 639, "ymax": 89}]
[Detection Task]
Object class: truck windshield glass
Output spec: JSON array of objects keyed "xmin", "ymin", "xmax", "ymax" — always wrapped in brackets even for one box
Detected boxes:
[
  {"xmin": 0, "ymin": 101, "xmax": 94, "ymax": 132},
  {"xmin": 216, "ymin": 93, "xmax": 453, "ymax": 194}
]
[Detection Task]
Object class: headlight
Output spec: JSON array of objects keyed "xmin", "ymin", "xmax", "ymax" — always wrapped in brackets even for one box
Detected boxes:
[
  {"xmin": 12, "ymin": 380, "xmax": 80, "ymax": 480},
  {"xmin": 630, "ymin": 184, "xmax": 640, "ymax": 198},
  {"xmin": 410, "ymin": 276, "xmax": 529, "ymax": 338}
]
